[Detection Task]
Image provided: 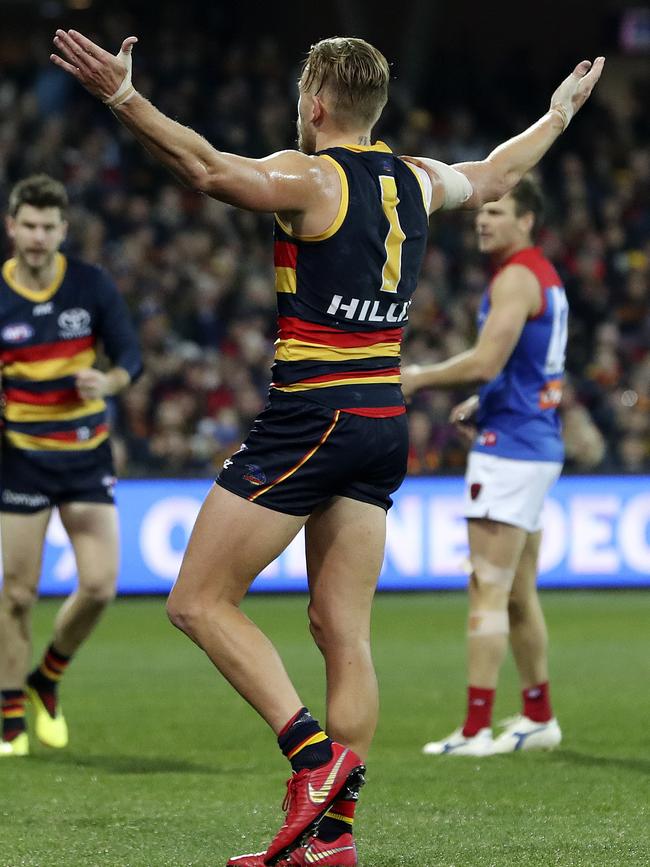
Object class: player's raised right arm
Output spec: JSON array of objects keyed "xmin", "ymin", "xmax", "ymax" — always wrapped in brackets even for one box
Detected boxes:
[{"xmin": 50, "ymin": 30, "xmax": 323, "ymax": 214}]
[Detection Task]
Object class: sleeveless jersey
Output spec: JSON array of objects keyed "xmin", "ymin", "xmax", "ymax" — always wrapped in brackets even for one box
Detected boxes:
[
  {"xmin": 270, "ymin": 141, "xmax": 429, "ymax": 414},
  {"xmin": 472, "ymin": 247, "xmax": 568, "ymax": 463},
  {"xmin": 0, "ymin": 253, "xmax": 142, "ymax": 464}
]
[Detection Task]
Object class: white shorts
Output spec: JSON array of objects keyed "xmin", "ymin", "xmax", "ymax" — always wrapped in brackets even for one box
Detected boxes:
[{"xmin": 464, "ymin": 452, "xmax": 562, "ymax": 533}]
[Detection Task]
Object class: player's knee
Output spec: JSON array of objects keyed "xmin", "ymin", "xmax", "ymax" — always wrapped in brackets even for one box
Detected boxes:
[
  {"xmin": 470, "ymin": 557, "xmax": 515, "ymax": 605},
  {"xmin": 507, "ymin": 591, "xmax": 534, "ymax": 625},
  {"xmin": 1, "ymin": 580, "xmax": 38, "ymax": 617},
  {"xmin": 307, "ymin": 602, "xmax": 327, "ymax": 651},
  {"xmin": 166, "ymin": 589, "xmax": 206, "ymax": 638},
  {"xmin": 79, "ymin": 575, "xmax": 117, "ymax": 606}
]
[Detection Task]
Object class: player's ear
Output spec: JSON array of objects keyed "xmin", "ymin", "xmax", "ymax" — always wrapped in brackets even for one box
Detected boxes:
[
  {"xmin": 60, "ymin": 219, "xmax": 69, "ymax": 242},
  {"xmin": 520, "ymin": 211, "xmax": 535, "ymax": 237},
  {"xmin": 311, "ymin": 93, "xmax": 326, "ymax": 126},
  {"xmin": 5, "ymin": 216, "xmax": 15, "ymax": 241}
]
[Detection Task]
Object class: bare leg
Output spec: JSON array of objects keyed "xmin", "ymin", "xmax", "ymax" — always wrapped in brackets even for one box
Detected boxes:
[
  {"xmin": 166, "ymin": 485, "xmax": 308, "ymax": 734},
  {"xmin": 0, "ymin": 510, "xmax": 51, "ymax": 689},
  {"xmin": 52, "ymin": 502, "xmax": 119, "ymax": 656},
  {"xmin": 466, "ymin": 518, "xmax": 528, "ymax": 689},
  {"xmin": 305, "ymin": 497, "xmax": 385, "ymax": 761},
  {"xmin": 508, "ymin": 530, "xmax": 549, "ymax": 689}
]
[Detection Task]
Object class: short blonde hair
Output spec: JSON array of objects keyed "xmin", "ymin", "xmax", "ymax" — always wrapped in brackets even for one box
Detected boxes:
[{"xmin": 300, "ymin": 37, "xmax": 390, "ymax": 130}]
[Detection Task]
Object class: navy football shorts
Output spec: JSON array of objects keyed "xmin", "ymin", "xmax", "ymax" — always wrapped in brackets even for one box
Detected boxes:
[
  {"xmin": 217, "ymin": 394, "xmax": 409, "ymax": 516},
  {"xmin": 0, "ymin": 440, "xmax": 117, "ymax": 514}
]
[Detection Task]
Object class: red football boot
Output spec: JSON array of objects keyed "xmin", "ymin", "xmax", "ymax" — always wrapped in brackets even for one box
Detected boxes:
[
  {"xmin": 226, "ymin": 853, "xmax": 267, "ymax": 867},
  {"xmin": 263, "ymin": 743, "xmax": 365, "ymax": 865},
  {"xmin": 278, "ymin": 833, "xmax": 357, "ymax": 866}
]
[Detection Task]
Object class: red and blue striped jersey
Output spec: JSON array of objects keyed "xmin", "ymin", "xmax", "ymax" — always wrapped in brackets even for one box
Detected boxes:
[
  {"xmin": 0, "ymin": 253, "xmax": 142, "ymax": 461},
  {"xmin": 270, "ymin": 142, "xmax": 429, "ymax": 415}
]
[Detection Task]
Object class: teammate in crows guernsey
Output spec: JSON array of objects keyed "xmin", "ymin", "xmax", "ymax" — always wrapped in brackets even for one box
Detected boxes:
[
  {"xmin": 0, "ymin": 175, "xmax": 141, "ymax": 758},
  {"xmin": 52, "ymin": 27, "xmax": 603, "ymax": 865},
  {"xmin": 403, "ymin": 178, "xmax": 567, "ymax": 756}
]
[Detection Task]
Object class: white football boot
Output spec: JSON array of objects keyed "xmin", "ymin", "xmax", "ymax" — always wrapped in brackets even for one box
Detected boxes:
[
  {"xmin": 422, "ymin": 726, "xmax": 494, "ymax": 756},
  {"xmin": 492, "ymin": 714, "xmax": 562, "ymax": 753}
]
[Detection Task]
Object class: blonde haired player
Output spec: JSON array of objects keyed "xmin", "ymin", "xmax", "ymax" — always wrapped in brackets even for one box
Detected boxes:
[{"xmin": 52, "ymin": 29, "xmax": 602, "ymax": 865}]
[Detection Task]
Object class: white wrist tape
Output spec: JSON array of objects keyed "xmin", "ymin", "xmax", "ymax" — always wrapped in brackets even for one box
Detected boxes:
[
  {"xmin": 416, "ymin": 157, "xmax": 473, "ymax": 210},
  {"xmin": 550, "ymin": 104, "xmax": 571, "ymax": 132},
  {"xmin": 104, "ymin": 46, "xmax": 136, "ymax": 108}
]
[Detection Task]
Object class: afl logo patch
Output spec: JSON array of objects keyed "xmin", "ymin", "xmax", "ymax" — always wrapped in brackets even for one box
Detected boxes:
[
  {"xmin": 1, "ymin": 323, "xmax": 34, "ymax": 343},
  {"xmin": 58, "ymin": 307, "xmax": 91, "ymax": 336}
]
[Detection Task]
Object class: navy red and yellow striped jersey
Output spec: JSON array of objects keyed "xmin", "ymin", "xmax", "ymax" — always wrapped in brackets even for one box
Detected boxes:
[
  {"xmin": 270, "ymin": 142, "xmax": 429, "ymax": 414},
  {"xmin": 0, "ymin": 253, "xmax": 142, "ymax": 461}
]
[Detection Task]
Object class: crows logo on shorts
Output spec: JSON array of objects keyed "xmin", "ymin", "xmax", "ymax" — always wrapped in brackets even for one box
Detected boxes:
[{"xmin": 242, "ymin": 464, "xmax": 267, "ymax": 486}]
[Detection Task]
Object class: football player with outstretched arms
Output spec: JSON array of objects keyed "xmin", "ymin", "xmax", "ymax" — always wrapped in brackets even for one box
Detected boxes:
[{"xmin": 51, "ymin": 29, "xmax": 602, "ymax": 866}]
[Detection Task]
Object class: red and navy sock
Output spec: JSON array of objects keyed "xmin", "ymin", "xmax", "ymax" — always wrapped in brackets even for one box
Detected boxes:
[
  {"xmin": 462, "ymin": 686, "xmax": 495, "ymax": 737},
  {"xmin": 27, "ymin": 644, "xmax": 71, "ymax": 717},
  {"xmin": 523, "ymin": 681, "xmax": 553, "ymax": 723},
  {"xmin": 1, "ymin": 690, "xmax": 27, "ymax": 742},
  {"xmin": 317, "ymin": 788, "xmax": 358, "ymax": 841},
  {"xmin": 278, "ymin": 707, "xmax": 333, "ymax": 772}
]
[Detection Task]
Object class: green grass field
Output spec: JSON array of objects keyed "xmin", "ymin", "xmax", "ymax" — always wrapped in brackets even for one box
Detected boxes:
[{"xmin": 3, "ymin": 592, "xmax": 649, "ymax": 867}]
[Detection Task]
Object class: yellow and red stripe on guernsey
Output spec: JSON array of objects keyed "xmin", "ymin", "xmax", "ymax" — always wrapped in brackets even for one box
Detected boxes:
[
  {"xmin": 1, "ymin": 334, "xmax": 108, "ymax": 451},
  {"xmin": 271, "ymin": 315, "xmax": 405, "ymax": 416}
]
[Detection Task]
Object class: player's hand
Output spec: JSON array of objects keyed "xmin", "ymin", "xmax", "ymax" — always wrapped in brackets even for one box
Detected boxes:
[
  {"xmin": 449, "ymin": 395, "xmax": 479, "ymax": 446},
  {"xmin": 51, "ymin": 30, "xmax": 138, "ymax": 105},
  {"xmin": 76, "ymin": 368, "xmax": 110, "ymax": 400},
  {"xmin": 400, "ymin": 364, "xmax": 422, "ymax": 399},
  {"xmin": 549, "ymin": 57, "xmax": 605, "ymax": 129}
]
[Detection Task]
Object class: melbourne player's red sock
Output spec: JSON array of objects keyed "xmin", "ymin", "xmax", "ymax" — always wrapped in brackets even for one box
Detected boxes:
[
  {"xmin": 462, "ymin": 686, "xmax": 495, "ymax": 736},
  {"xmin": 522, "ymin": 681, "xmax": 553, "ymax": 723}
]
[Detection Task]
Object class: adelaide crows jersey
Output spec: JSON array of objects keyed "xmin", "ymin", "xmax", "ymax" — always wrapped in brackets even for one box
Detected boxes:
[
  {"xmin": 0, "ymin": 253, "xmax": 142, "ymax": 464},
  {"xmin": 473, "ymin": 247, "xmax": 568, "ymax": 463},
  {"xmin": 270, "ymin": 142, "xmax": 429, "ymax": 415}
]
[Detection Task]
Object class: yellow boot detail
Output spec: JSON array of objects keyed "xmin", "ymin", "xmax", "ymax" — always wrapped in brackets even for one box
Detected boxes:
[
  {"xmin": 0, "ymin": 731, "xmax": 29, "ymax": 757},
  {"xmin": 27, "ymin": 687, "xmax": 68, "ymax": 748}
]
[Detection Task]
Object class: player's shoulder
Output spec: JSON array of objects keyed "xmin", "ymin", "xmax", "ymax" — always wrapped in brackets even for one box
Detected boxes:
[
  {"xmin": 63, "ymin": 256, "xmax": 116, "ymax": 291},
  {"xmin": 505, "ymin": 247, "xmax": 562, "ymax": 287}
]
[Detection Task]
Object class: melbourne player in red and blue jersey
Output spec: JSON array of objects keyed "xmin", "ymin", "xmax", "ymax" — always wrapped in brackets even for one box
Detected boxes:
[
  {"xmin": 52, "ymin": 25, "xmax": 604, "ymax": 863},
  {"xmin": 404, "ymin": 178, "xmax": 566, "ymax": 758},
  {"xmin": 0, "ymin": 175, "xmax": 141, "ymax": 759}
]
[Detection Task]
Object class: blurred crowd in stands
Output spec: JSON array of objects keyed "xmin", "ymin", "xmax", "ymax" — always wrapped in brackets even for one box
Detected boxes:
[{"xmin": 1, "ymin": 14, "xmax": 649, "ymax": 477}]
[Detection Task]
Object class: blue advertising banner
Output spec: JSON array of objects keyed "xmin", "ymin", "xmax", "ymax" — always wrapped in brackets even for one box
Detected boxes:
[{"xmin": 18, "ymin": 476, "xmax": 650, "ymax": 596}]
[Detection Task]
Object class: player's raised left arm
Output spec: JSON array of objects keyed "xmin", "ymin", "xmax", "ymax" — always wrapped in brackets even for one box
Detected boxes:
[
  {"xmin": 456, "ymin": 58, "xmax": 605, "ymax": 207},
  {"xmin": 401, "ymin": 264, "xmax": 539, "ymax": 394},
  {"xmin": 50, "ymin": 31, "xmax": 327, "ymax": 214},
  {"xmin": 409, "ymin": 57, "xmax": 605, "ymax": 214}
]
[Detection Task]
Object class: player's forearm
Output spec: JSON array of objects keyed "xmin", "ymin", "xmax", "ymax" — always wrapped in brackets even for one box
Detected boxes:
[
  {"xmin": 485, "ymin": 109, "xmax": 565, "ymax": 194},
  {"xmin": 112, "ymin": 93, "xmax": 225, "ymax": 191},
  {"xmin": 457, "ymin": 110, "xmax": 564, "ymax": 206},
  {"xmin": 408, "ymin": 351, "xmax": 496, "ymax": 390}
]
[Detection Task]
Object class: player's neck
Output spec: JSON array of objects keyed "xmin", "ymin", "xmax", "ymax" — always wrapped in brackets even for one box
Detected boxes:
[
  {"xmin": 492, "ymin": 240, "xmax": 532, "ymax": 265},
  {"xmin": 13, "ymin": 254, "xmax": 59, "ymax": 291},
  {"xmin": 315, "ymin": 129, "xmax": 374, "ymax": 151}
]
